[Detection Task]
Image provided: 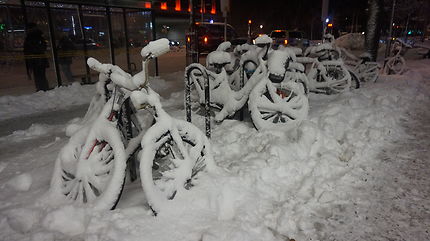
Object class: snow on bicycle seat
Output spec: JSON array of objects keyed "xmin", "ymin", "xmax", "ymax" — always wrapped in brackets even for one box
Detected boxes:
[
  {"xmin": 255, "ymin": 34, "xmax": 272, "ymax": 45},
  {"xmin": 216, "ymin": 41, "xmax": 232, "ymax": 52},
  {"xmin": 207, "ymin": 50, "xmax": 231, "ymax": 66},
  {"xmin": 268, "ymin": 50, "xmax": 294, "ymax": 82}
]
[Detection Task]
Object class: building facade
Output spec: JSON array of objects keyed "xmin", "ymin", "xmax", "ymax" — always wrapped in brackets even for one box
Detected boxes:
[{"xmin": 0, "ymin": 0, "xmax": 221, "ymax": 94}]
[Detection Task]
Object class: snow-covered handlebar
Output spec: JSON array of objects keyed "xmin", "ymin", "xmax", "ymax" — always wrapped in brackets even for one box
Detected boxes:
[
  {"xmin": 87, "ymin": 39, "xmax": 170, "ymax": 91},
  {"xmin": 141, "ymin": 38, "xmax": 170, "ymax": 59},
  {"xmin": 87, "ymin": 57, "xmax": 137, "ymax": 91}
]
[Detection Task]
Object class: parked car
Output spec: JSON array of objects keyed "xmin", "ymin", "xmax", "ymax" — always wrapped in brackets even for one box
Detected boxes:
[
  {"xmin": 269, "ymin": 30, "xmax": 309, "ymax": 49},
  {"xmin": 74, "ymin": 38, "xmax": 102, "ymax": 50},
  {"xmin": 187, "ymin": 22, "xmax": 238, "ymax": 53}
]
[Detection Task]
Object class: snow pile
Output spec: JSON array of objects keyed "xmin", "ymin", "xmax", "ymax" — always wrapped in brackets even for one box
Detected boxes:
[
  {"xmin": 5, "ymin": 208, "xmax": 40, "ymax": 234},
  {"xmin": 0, "ymin": 161, "xmax": 7, "ymax": 173},
  {"xmin": 0, "ymin": 59, "xmax": 429, "ymax": 240},
  {"xmin": 335, "ymin": 33, "xmax": 365, "ymax": 50},
  {"xmin": 0, "ymin": 82, "xmax": 95, "ymax": 121},
  {"xmin": 42, "ymin": 205, "xmax": 87, "ymax": 236},
  {"xmin": 6, "ymin": 173, "xmax": 32, "ymax": 192},
  {"xmin": 1, "ymin": 124, "xmax": 56, "ymax": 142}
]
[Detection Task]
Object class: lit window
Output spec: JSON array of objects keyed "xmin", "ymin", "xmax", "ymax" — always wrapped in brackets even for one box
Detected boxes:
[
  {"xmin": 161, "ymin": 2, "xmax": 167, "ymax": 10},
  {"xmin": 211, "ymin": 0, "xmax": 216, "ymax": 14},
  {"xmin": 175, "ymin": 0, "xmax": 181, "ymax": 11}
]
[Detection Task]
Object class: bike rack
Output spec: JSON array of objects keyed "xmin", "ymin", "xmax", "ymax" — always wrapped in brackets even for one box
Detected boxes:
[{"xmin": 185, "ymin": 66, "xmax": 211, "ymax": 138}]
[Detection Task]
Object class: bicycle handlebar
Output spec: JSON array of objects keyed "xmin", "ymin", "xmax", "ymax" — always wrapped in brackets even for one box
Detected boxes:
[
  {"xmin": 87, "ymin": 57, "xmax": 137, "ymax": 91},
  {"xmin": 141, "ymin": 38, "xmax": 170, "ymax": 59},
  {"xmin": 87, "ymin": 38, "xmax": 171, "ymax": 91}
]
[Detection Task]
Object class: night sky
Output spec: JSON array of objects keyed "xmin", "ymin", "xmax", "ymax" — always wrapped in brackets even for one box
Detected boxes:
[{"xmin": 229, "ymin": 0, "xmax": 369, "ymax": 39}]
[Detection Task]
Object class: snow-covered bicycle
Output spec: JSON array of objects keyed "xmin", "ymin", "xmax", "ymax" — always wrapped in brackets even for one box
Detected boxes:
[
  {"xmin": 340, "ymin": 48, "xmax": 380, "ymax": 83},
  {"xmin": 299, "ymin": 36, "xmax": 357, "ymax": 94},
  {"xmin": 185, "ymin": 35, "xmax": 308, "ymax": 131},
  {"xmin": 383, "ymin": 39, "xmax": 411, "ymax": 75},
  {"xmin": 50, "ymin": 39, "xmax": 215, "ymax": 214}
]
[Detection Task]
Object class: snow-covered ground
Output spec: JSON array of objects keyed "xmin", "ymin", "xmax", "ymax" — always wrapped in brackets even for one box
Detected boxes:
[{"xmin": 0, "ymin": 59, "xmax": 429, "ymax": 241}]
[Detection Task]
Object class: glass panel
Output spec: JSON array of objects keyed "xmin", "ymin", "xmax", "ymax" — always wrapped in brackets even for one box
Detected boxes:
[
  {"xmin": 110, "ymin": 8, "xmax": 127, "ymax": 72},
  {"xmin": 125, "ymin": 9, "xmax": 152, "ymax": 75},
  {"xmin": 50, "ymin": 3, "xmax": 86, "ymax": 85},
  {"xmin": 1, "ymin": 0, "xmax": 21, "ymax": 5},
  {"xmin": 25, "ymin": 1, "xmax": 45, "ymax": 7},
  {"xmin": 25, "ymin": 5, "xmax": 57, "ymax": 90},
  {"xmin": 0, "ymin": 5, "xmax": 32, "ymax": 95},
  {"xmin": 82, "ymin": 5, "xmax": 110, "ymax": 83},
  {"xmin": 156, "ymin": 16, "xmax": 188, "ymax": 75}
]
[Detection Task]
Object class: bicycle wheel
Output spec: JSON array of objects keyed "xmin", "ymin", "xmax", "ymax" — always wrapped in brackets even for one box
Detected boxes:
[
  {"xmin": 50, "ymin": 120, "xmax": 127, "ymax": 210},
  {"xmin": 324, "ymin": 63, "xmax": 351, "ymax": 94},
  {"xmin": 348, "ymin": 70, "xmax": 360, "ymax": 89},
  {"xmin": 356, "ymin": 62, "xmax": 379, "ymax": 82},
  {"xmin": 387, "ymin": 56, "xmax": 405, "ymax": 75},
  {"xmin": 140, "ymin": 120, "xmax": 214, "ymax": 215},
  {"xmin": 249, "ymin": 79, "xmax": 309, "ymax": 131}
]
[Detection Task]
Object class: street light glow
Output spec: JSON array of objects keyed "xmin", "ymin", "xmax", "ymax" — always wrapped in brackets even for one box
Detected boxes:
[
  {"xmin": 325, "ymin": 18, "xmax": 329, "ymax": 23},
  {"xmin": 259, "ymin": 24, "xmax": 263, "ymax": 29}
]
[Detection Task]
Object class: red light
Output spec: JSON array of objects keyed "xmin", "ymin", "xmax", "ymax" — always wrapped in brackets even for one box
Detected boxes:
[
  {"xmin": 211, "ymin": 0, "xmax": 216, "ymax": 14},
  {"xmin": 161, "ymin": 2, "xmax": 167, "ymax": 10},
  {"xmin": 204, "ymin": 36, "xmax": 208, "ymax": 44},
  {"xmin": 175, "ymin": 0, "xmax": 181, "ymax": 11},
  {"xmin": 144, "ymin": 2, "xmax": 151, "ymax": 8}
]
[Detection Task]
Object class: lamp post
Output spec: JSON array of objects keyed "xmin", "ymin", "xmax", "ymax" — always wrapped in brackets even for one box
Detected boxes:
[{"xmin": 248, "ymin": 19, "xmax": 252, "ymax": 43}]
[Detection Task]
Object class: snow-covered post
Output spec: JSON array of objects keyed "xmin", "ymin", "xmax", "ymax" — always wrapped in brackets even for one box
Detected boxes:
[
  {"xmin": 185, "ymin": 73, "xmax": 192, "ymax": 124},
  {"xmin": 204, "ymin": 74, "xmax": 211, "ymax": 138},
  {"xmin": 184, "ymin": 65, "xmax": 211, "ymax": 138},
  {"xmin": 365, "ymin": 0, "xmax": 383, "ymax": 61}
]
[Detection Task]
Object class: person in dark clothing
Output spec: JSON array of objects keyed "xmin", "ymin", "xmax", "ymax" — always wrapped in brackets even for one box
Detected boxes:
[
  {"xmin": 24, "ymin": 23, "xmax": 49, "ymax": 91},
  {"xmin": 57, "ymin": 34, "xmax": 75, "ymax": 83}
]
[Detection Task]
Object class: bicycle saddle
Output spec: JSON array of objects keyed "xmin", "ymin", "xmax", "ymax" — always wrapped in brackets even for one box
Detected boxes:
[
  {"xmin": 255, "ymin": 34, "xmax": 272, "ymax": 48},
  {"xmin": 267, "ymin": 50, "xmax": 293, "ymax": 83},
  {"xmin": 206, "ymin": 50, "xmax": 231, "ymax": 73}
]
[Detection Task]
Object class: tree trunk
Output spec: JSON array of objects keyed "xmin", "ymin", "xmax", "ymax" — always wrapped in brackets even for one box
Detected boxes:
[{"xmin": 365, "ymin": 0, "xmax": 383, "ymax": 61}]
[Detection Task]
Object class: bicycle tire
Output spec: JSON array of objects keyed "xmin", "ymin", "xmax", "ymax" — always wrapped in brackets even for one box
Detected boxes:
[
  {"xmin": 139, "ymin": 119, "xmax": 214, "ymax": 215},
  {"xmin": 50, "ymin": 119, "xmax": 127, "ymax": 210},
  {"xmin": 249, "ymin": 79, "xmax": 309, "ymax": 131},
  {"xmin": 324, "ymin": 63, "xmax": 352, "ymax": 94},
  {"xmin": 348, "ymin": 70, "xmax": 360, "ymax": 89}
]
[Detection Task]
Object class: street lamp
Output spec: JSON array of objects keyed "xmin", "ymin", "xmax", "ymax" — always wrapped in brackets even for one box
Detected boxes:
[
  {"xmin": 248, "ymin": 19, "xmax": 252, "ymax": 43},
  {"xmin": 259, "ymin": 24, "xmax": 263, "ymax": 29}
]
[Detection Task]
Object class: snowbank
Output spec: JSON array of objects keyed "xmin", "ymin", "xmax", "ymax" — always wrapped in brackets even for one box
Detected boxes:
[
  {"xmin": 0, "ymin": 82, "xmax": 95, "ymax": 121},
  {"xmin": 335, "ymin": 33, "xmax": 365, "ymax": 50},
  {"xmin": 0, "ymin": 59, "xmax": 429, "ymax": 240}
]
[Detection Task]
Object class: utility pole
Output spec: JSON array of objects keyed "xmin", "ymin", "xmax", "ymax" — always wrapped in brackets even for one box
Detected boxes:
[
  {"xmin": 321, "ymin": 0, "xmax": 329, "ymax": 39},
  {"xmin": 385, "ymin": 0, "xmax": 396, "ymax": 58},
  {"xmin": 247, "ymin": 19, "xmax": 252, "ymax": 43}
]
